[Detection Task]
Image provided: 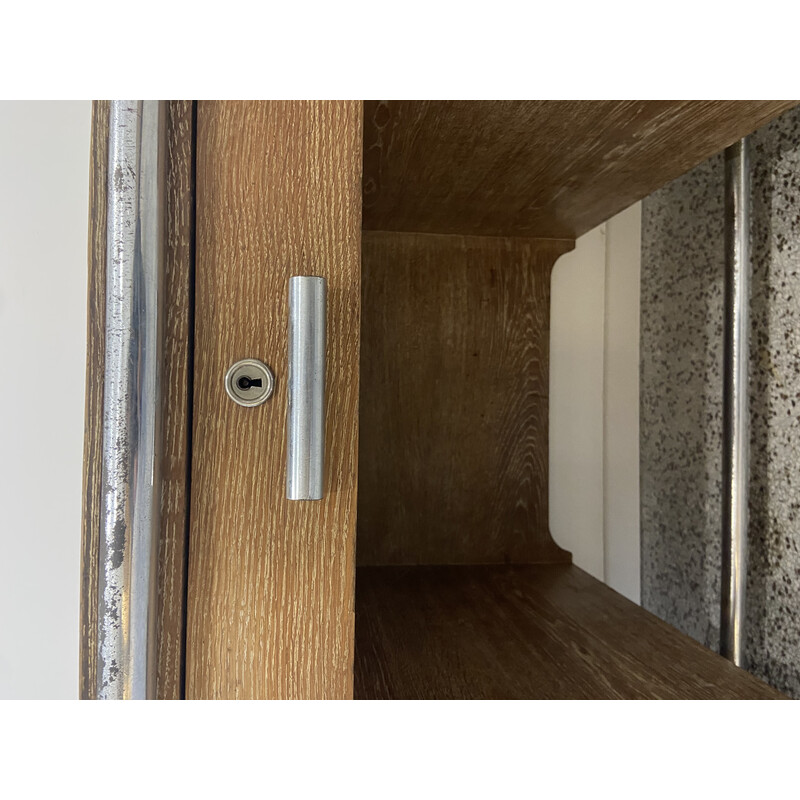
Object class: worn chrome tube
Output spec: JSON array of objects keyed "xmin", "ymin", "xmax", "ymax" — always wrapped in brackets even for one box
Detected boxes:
[
  {"xmin": 287, "ymin": 276, "xmax": 327, "ymax": 500},
  {"xmin": 720, "ymin": 138, "xmax": 751, "ymax": 667},
  {"xmin": 97, "ymin": 101, "xmax": 166, "ymax": 699}
]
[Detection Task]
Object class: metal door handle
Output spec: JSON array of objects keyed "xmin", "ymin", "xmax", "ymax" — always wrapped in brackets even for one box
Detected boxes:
[{"xmin": 286, "ymin": 276, "xmax": 327, "ymax": 500}]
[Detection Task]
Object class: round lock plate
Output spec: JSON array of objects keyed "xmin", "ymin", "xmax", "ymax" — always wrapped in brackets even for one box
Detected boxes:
[{"xmin": 224, "ymin": 359, "xmax": 275, "ymax": 407}]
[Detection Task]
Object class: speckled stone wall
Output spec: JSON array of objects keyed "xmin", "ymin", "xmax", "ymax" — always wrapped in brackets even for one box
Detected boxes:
[{"xmin": 641, "ymin": 106, "xmax": 800, "ymax": 698}]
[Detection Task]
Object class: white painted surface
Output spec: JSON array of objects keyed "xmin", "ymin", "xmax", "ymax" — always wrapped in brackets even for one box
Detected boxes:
[
  {"xmin": 603, "ymin": 204, "xmax": 641, "ymax": 602},
  {"xmin": 550, "ymin": 204, "xmax": 642, "ymax": 602},
  {"xmin": 549, "ymin": 226, "xmax": 607, "ymax": 581},
  {"xmin": 0, "ymin": 101, "xmax": 91, "ymax": 698}
]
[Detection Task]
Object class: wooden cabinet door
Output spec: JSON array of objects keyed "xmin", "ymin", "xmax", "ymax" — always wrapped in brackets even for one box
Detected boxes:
[{"xmin": 185, "ymin": 101, "xmax": 362, "ymax": 699}]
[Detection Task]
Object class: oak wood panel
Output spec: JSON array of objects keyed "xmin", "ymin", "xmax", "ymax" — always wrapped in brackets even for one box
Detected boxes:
[
  {"xmin": 80, "ymin": 101, "xmax": 197, "ymax": 699},
  {"xmin": 186, "ymin": 102, "xmax": 363, "ymax": 699},
  {"xmin": 156, "ymin": 100, "xmax": 196, "ymax": 699},
  {"xmin": 358, "ymin": 231, "xmax": 572, "ymax": 566},
  {"xmin": 354, "ymin": 565, "xmax": 785, "ymax": 699},
  {"xmin": 79, "ymin": 100, "xmax": 109, "ymax": 700},
  {"xmin": 363, "ymin": 100, "xmax": 796, "ymax": 239}
]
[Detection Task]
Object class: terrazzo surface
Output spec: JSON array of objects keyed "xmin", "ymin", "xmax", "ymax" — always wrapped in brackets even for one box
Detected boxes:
[{"xmin": 641, "ymin": 105, "xmax": 800, "ymax": 698}]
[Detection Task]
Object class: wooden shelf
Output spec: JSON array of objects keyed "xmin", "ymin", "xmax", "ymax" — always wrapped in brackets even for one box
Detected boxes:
[
  {"xmin": 354, "ymin": 564, "xmax": 783, "ymax": 699},
  {"xmin": 363, "ymin": 101, "xmax": 795, "ymax": 239}
]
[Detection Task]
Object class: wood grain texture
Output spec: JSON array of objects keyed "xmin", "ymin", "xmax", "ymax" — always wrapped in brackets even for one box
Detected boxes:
[
  {"xmin": 156, "ymin": 100, "xmax": 196, "ymax": 699},
  {"xmin": 80, "ymin": 101, "xmax": 197, "ymax": 699},
  {"xmin": 354, "ymin": 565, "xmax": 786, "ymax": 699},
  {"xmin": 186, "ymin": 102, "xmax": 363, "ymax": 699},
  {"xmin": 79, "ymin": 100, "xmax": 109, "ymax": 700},
  {"xmin": 363, "ymin": 100, "xmax": 797, "ymax": 239},
  {"xmin": 358, "ymin": 231, "xmax": 572, "ymax": 565}
]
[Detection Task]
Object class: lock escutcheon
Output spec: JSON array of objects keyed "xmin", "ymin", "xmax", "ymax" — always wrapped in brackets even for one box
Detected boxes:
[{"xmin": 224, "ymin": 358, "xmax": 275, "ymax": 407}]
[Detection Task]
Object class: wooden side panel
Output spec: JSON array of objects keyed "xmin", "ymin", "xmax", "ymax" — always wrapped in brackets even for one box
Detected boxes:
[
  {"xmin": 156, "ymin": 100, "xmax": 196, "ymax": 699},
  {"xmin": 80, "ymin": 101, "xmax": 196, "ymax": 699},
  {"xmin": 354, "ymin": 565, "xmax": 786, "ymax": 699},
  {"xmin": 186, "ymin": 102, "xmax": 363, "ymax": 699},
  {"xmin": 79, "ymin": 100, "xmax": 109, "ymax": 700},
  {"xmin": 363, "ymin": 100, "xmax": 796, "ymax": 239},
  {"xmin": 358, "ymin": 231, "xmax": 572, "ymax": 566}
]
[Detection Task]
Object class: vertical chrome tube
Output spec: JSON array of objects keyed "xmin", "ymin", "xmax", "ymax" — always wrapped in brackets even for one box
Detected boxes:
[
  {"xmin": 720, "ymin": 138, "xmax": 751, "ymax": 667},
  {"xmin": 98, "ymin": 101, "xmax": 166, "ymax": 699},
  {"xmin": 287, "ymin": 276, "xmax": 327, "ymax": 500}
]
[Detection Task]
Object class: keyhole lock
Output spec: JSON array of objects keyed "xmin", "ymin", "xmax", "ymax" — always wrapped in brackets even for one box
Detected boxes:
[{"xmin": 224, "ymin": 358, "xmax": 275, "ymax": 407}]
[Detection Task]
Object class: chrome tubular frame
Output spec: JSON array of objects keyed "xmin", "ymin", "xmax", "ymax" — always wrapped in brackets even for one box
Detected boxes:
[
  {"xmin": 720, "ymin": 138, "xmax": 752, "ymax": 667},
  {"xmin": 97, "ymin": 101, "xmax": 166, "ymax": 699}
]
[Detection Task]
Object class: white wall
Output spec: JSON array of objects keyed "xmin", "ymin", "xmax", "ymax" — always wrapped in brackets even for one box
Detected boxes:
[
  {"xmin": 550, "ymin": 204, "xmax": 641, "ymax": 603},
  {"xmin": 603, "ymin": 204, "xmax": 641, "ymax": 602},
  {"xmin": 0, "ymin": 101, "xmax": 91, "ymax": 698},
  {"xmin": 550, "ymin": 227, "xmax": 606, "ymax": 581}
]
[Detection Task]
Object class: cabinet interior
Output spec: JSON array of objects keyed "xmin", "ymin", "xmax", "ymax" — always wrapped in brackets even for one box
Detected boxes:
[{"xmin": 352, "ymin": 100, "xmax": 791, "ymax": 699}]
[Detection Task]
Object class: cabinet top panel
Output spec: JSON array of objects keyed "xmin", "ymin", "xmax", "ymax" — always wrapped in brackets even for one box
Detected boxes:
[{"xmin": 362, "ymin": 100, "xmax": 796, "ymax": 239}]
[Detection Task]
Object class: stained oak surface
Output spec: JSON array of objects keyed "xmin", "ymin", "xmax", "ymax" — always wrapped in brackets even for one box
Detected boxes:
[
  {"xmin": 354, "ymin": 565, "xmax": 785, "ymax": 699},
  {"xmin": 186, "ymin": 101, "xmax": 363, "ymax": 699},
  {"xmin": 358, "ymin": 232, "xmax": 572, "ymax": 566},
  {"xmin": 156, "ymin": 100, "xmax": 195, "ymax": 699},
  {"xmin": 363, "ymin": 100, "xmax": 796, "ymax": 239},
  {"xmin": 80, "ymin": 100, "xmax": 109, "ymax": 700}
]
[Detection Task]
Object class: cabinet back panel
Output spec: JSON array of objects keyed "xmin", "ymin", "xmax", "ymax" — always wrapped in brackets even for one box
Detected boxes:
[{"xmin": 358, "ymin": 231, "xmax": 572, "ymax": 565}]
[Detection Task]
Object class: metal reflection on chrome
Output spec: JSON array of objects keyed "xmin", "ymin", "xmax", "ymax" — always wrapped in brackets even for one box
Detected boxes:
[
  {"xmin": 720, "ymin": 138, "xmax": 751, "ymax": 668},
  {"xmin": 286, "ymin": 276, "xmax": 327, "ymax": 501},
  {"xmin": 97, "ymin": 101, "xmax": 166, "ymax": 699}
]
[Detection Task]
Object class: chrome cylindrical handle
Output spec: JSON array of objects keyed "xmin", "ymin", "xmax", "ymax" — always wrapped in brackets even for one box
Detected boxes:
[{"xmin": 287, "ymin": 276, "xmax": 327, "ymax": 500}]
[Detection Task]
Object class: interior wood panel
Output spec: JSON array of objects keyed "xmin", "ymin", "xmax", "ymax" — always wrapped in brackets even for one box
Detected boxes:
[
  {"xmin": 358, "ymin": 231, "xmax": 572, "ymax": 566},
  {"xmin": 354, "ymin": 564, "xmax": 785, "ymax": 699},
  {"xmin": 80, "ymin": 101, "xmax": 196, "ymax": 699},
  {"xmin": 186, "ymin": 101, "xmax": 363, "ymax": 699},
  {"xmin": 156, "ymin": 100, "xmax": 196, "ymax": 700},
  {"xmin": 79, "ymin": 100, "xmax": 109, "ymax": 700},
  {"xmin": 363, "ymin": 100, "xmax": 796, "ymax": 239}
]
